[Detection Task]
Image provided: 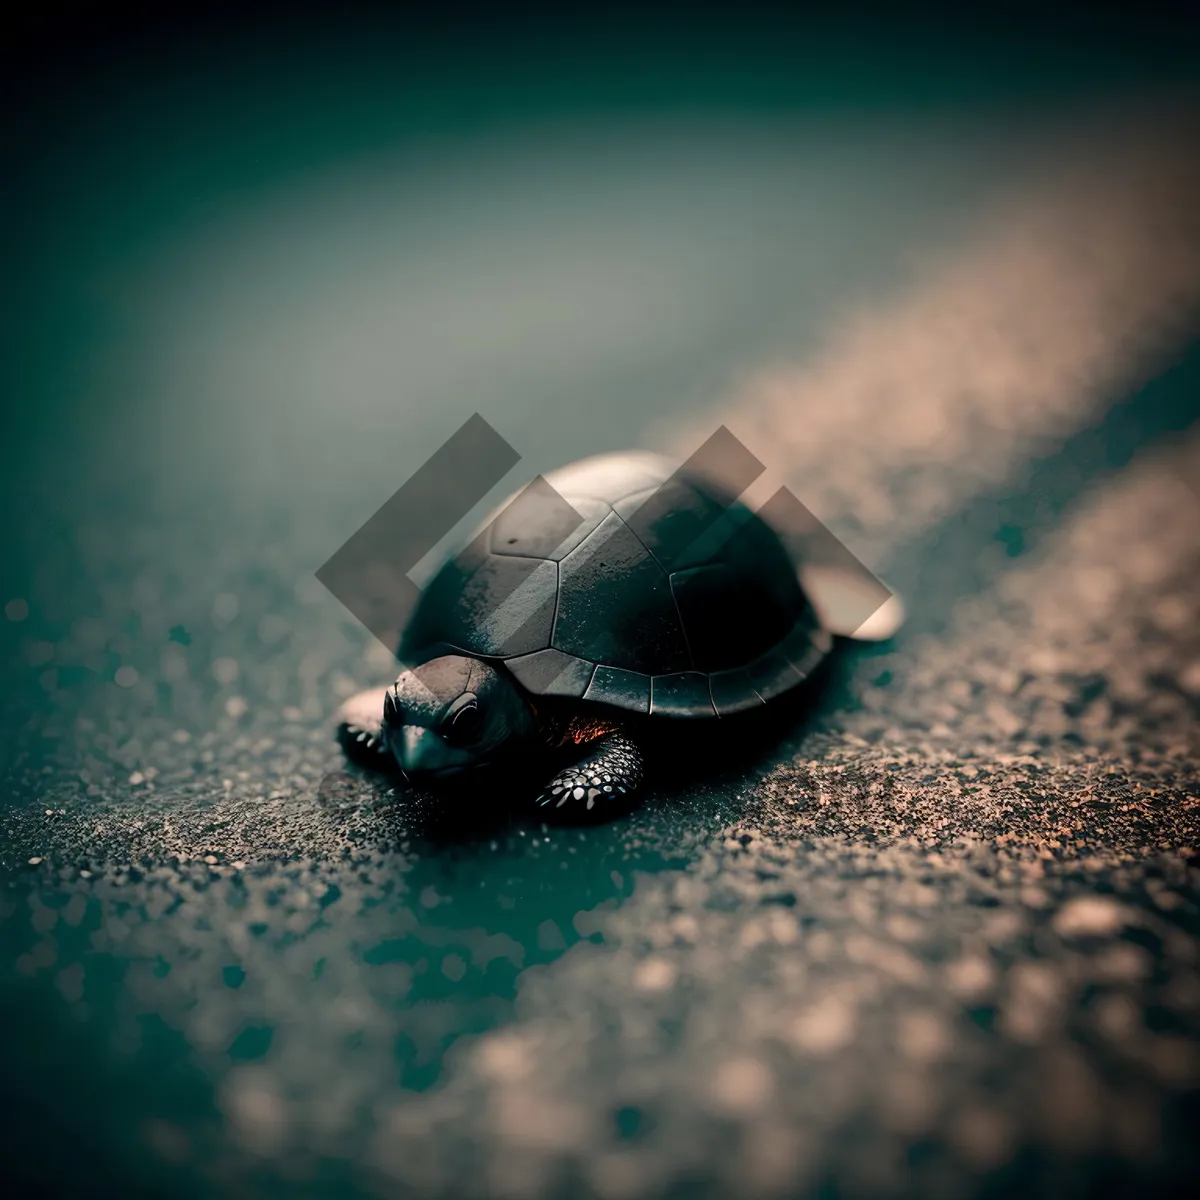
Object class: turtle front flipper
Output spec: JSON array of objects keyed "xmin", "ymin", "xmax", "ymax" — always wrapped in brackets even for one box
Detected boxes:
[
  {"xmin": 335, "ymin": 686, "xmax": 393, "ymax": 767},
  {"xmin": 534, "ymin": 727, "xmax": 644, "ymax": 820}
]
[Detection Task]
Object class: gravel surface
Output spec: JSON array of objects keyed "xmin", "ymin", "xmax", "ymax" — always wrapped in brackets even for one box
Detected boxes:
[{"xmin": 9, "ymin": 421, "xmax": 1197, "ymax": 1200}]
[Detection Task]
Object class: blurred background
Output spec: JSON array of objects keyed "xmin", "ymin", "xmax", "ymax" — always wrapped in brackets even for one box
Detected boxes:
[{"xmin": 2, "ymin": 4, "xmax": 1199, "ymax": 1198}]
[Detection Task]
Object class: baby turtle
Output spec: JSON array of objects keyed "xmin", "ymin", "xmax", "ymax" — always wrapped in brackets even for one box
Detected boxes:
[{"xmin": 336, "ymin": 450, "xmax": 899, "ymax": 820}]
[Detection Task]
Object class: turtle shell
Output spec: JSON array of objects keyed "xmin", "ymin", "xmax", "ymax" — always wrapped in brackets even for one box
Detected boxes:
[{"xmin": 398, "ymin": 451, "xmax": 832, "ymax": 717}]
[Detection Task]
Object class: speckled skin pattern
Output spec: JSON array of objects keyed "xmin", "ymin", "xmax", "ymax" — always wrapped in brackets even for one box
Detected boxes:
[
  {"xmin": 3, "ymin": 99, "xmax": 1200, "ymax": 1199},
  {"xmin": 536, "ymin": 728, "xmax": 644, "ymax": 817}
]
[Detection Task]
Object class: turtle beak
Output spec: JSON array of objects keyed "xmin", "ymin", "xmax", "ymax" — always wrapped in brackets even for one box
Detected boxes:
[{"xmin": 393, "ymin": 725, "xmax": 454, "ymax": 777}]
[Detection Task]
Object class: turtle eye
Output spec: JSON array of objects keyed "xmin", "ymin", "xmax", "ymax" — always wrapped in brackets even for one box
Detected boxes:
[{"xmin": 443, "ymin": 701, "xmax": 482, "ymax": 746}]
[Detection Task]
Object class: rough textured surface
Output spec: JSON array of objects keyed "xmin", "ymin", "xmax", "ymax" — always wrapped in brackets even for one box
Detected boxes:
[
  {"xmin": 4, "ymin": 420, "xmax": 1199, "ymax": 1199},
  {"xmin": 2, "ymin": 70, "xmax": 1200, "ymax": 1199}
]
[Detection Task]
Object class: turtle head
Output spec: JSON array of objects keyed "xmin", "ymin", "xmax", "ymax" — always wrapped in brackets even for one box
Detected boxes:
[{"xmin": 382, "ymin": 655, "xmax": 535, "ymax": 780}]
